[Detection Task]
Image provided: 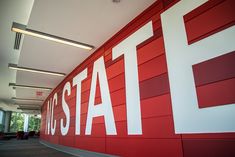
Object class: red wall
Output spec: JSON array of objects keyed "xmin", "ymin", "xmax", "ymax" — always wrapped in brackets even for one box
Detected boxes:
[{"xmin": 40, "ymin": 0, "xmax": 235, "ymax": 156}]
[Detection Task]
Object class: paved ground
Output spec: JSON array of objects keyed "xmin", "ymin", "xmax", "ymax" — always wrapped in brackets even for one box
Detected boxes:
[{"xmin": 0, "ymin": 138, "xmax": 75, "ymax": 157}]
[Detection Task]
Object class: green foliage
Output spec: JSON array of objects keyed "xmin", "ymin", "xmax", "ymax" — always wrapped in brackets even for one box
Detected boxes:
[
  {"xmin": 10, "ymin": 112, "xmax": 41, "ymax": 132},
  {"xmin": 28, "ymin": 115, "xmax": 41, "ymax": 131},
  {"xmin": 10, "ymin": 112, "xmax": 24, "ymax": 132}
]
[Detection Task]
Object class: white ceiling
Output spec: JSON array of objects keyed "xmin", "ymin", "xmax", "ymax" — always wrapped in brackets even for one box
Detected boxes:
[
  {"xmin": 0, "ymin": 0, "xmax": 156, "ymax": 114},
  {"xmin": 0, "ymin": 0, "xmax": 34, "ymax": 113}
]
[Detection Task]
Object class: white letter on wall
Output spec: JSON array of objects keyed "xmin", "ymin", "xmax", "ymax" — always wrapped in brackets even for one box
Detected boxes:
[
  {"xmin": 112, "ymin": 21, "xmax": 153, "ymax": 135},
  {"xmin": 61, "ymin": 82, "xmax": 71, "ymax": 135},
  {"xmin": 85, "ymin": 56, "xmax": 116, "ymax": 135},
  {"xmin": 45, "ymin": 100, "xmax": 51, "ymax": 135},
  {"xmin": 73, "ymin": 69, "xmax": 87, "ymax": 135},
  {"xmin": 161, "ymin": 0, "xmax": 235, "ymax": 133},
  {"xmin": 51, "ymin": 93, "xmax": 57, "ymax": 135}
]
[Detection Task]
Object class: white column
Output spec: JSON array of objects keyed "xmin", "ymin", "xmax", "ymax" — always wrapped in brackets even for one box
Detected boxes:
[
  {"xmin": 23, "ymin": 114, "xmax": 29, "ymax": 132},
  {"xmin": 4, "ymin": 111, "xmax": 12, "ymax": 133}
]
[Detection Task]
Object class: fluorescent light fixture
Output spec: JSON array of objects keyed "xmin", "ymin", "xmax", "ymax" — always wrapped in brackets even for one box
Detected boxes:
[
  {"xmin": 16, "ymin": 104, "xmax": 41, "ymax": 107},
  {"xmin": 17, "ymin": 107, "xmax": 40, "ymax": 111},
  {"xmin": 11, "ymin": 22, "xmax": 94, "ymax": 50},
  {"xmin": 9, "ymin": 83, "xmax": 52, "ymax": 91},
  {"xmin": 12, "ymin": 97, "xmax": 44, "ymax": 102},
  {"xmin": 8, "ymin": 63, "xmax": 66, "ymax": 76}
]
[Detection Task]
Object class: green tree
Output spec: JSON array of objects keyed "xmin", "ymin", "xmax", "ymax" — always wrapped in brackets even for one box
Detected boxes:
[
  {"xmin": 28, "ymin": 115, "xmax": 41, "ymax": 131},
  {"xmin": 10, "ymin": 113, "xmax": 41, "ymax": 132},
  {"xmin": 10, "ymin": 112, "xmax": 24, "ymax": 132}
]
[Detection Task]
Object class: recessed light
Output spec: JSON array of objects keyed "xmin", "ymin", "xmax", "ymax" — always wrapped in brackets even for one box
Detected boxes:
[
  {"xmin": 8, "ymin": 63, "xmax": 66, "ymax": 77},
  {"xmin": 9, "ymin": 83, "xmax": 52, "ymax": 91},
  {"xmin": 112, "ymin": 0, "xmax": 121, "ymax": 3},
  {"xmin": 16, "ymin": 104, "xmax": 41, "ymax": 107},
  {"xmin": 11, "ymin": 22, "xmax": 95, "ymax": 50},
  {"xmin": 17, "ymin": 107, "xmax": 40, "ymax": 111},
  {"xmin": 12, "ymin": 97, "xmax": 44, "ymax": 102}
]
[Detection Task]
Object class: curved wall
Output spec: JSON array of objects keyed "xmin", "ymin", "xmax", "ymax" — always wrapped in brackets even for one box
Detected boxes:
[{"xmin": 40, "ymin": 0, "xmax": 235, "ymax": 156}]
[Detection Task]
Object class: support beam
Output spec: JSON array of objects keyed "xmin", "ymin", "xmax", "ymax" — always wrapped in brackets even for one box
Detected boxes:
[{"xmin": 4, "ymin": 111, "xmax": 12, "ymax": 133}]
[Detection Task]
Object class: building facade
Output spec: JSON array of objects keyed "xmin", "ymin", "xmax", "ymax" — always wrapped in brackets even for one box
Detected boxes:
[{"xmin": 40, "ymin": 0, "xmax": 235, "ymax": 156}]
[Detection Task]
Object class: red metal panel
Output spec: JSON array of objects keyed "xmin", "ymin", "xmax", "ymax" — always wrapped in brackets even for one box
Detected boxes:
[
  {"xmin": 113, "ymin": 104, "xmax": 127, "ymax": 122},
  {"xmin": 184, "ymin": 0, "xmax": 235, "ymax": 44},
  {"xmin": 106, "ymin": 138, "xmax": 183, "ymax": 157},
  {"xmin": 95, "ymin": 84, "xmax": 101, "ymax": 99},
  {"xmin": 59, "ymin": 136, "xmax": 75, "ymax": 147},
  {"xmin": 108, "ymin": 73, "xmax": 125, "ymax": 92},
  {"xmin": 138, "ymin": 54, "xmax": 167, "ymax": 81},
  {"xmin": 110, "ymin": 88, "xmax": 126, "ymax": 107},
  {"xmin": 81, "ymin": 102, "xmax": 88, "ymax": 114},
  {"xmin": 137, "ymin": 37, "xmax": 165, "ymax": 65},
  {"xmin": 92, "ymin": 116, "xmax": 105, "ymax": 124},
  {"xmin": 81, "ymin": 78, "xmax": 91, "ymax": 93},
  {"xmin": 107, "ymin": 116, "xmax": 179, "ymax": 139},
  {"xmin": 193, "ymin": 51, "xmax": 235, "ymax": 86},
  {"xmin": 196, "ymin": 77, "xmax": 235, "ymax": 108},
  {"xmin": 49, "ymin": 136, "xmax": 59, "ymax": 144},
  {"xmin": 163, "ymin": 0, "xmax": 180, "ymax": 9},
  {"xmin": 80, "ymin": 114, "xmax": 87, "ymax": 126},
  {"xmin": 104, "ymin": 48, "xmax": 112, "ymax": 58},
  {"xmin": 81, "ymin": 90, "xmax": 90, "ymax": 103},
  {"xmin": 67, "ymin": 126, "xmax": 75, "ymax": 136},
  {"xmin": 139, "ymin": 73, "xmax": 170, "ymax": 99},
  {"xmin": 94, "ymin": 97, "xmax": 102, "ymax": 105},
  {"xmin": 74, "ymin": 136, "xmax": 106, "ymax": 153},
  {"xmin": 106, "ymin": 59, "xmax": 124, "ymax": 79},
  {"xmin": 182, "ymin": 139, "xmax": 235, "ymax": 157},
  {"xmin": 141, "ymin": 94, "xmax": 172, "ymax": 118},
  {"xmin": 80, "ymin": 124, "xmax": 106, "ymax": 138},
  {"xmin": 152, "ymin": 18, "xmax": 162, "ymax": 31},
  {"xmin": 70, "ymin": 116, "xmax": 75, "ymax": 127},
  {"xmin": 182, "ymin": 133, "xmax": 235, "ymax": 139},
  {"xmin": 142, "ymin": 116, "xmax": 180, "ymax": 138},
  {"xmin": 184, "ymin": 0, "xmax": 223, "ymax": 22}
]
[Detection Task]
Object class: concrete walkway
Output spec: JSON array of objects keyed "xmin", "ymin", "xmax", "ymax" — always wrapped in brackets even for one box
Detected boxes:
[{"xmin": 0, "ymin": 138, "xmax": 75, "ymax": 157}]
